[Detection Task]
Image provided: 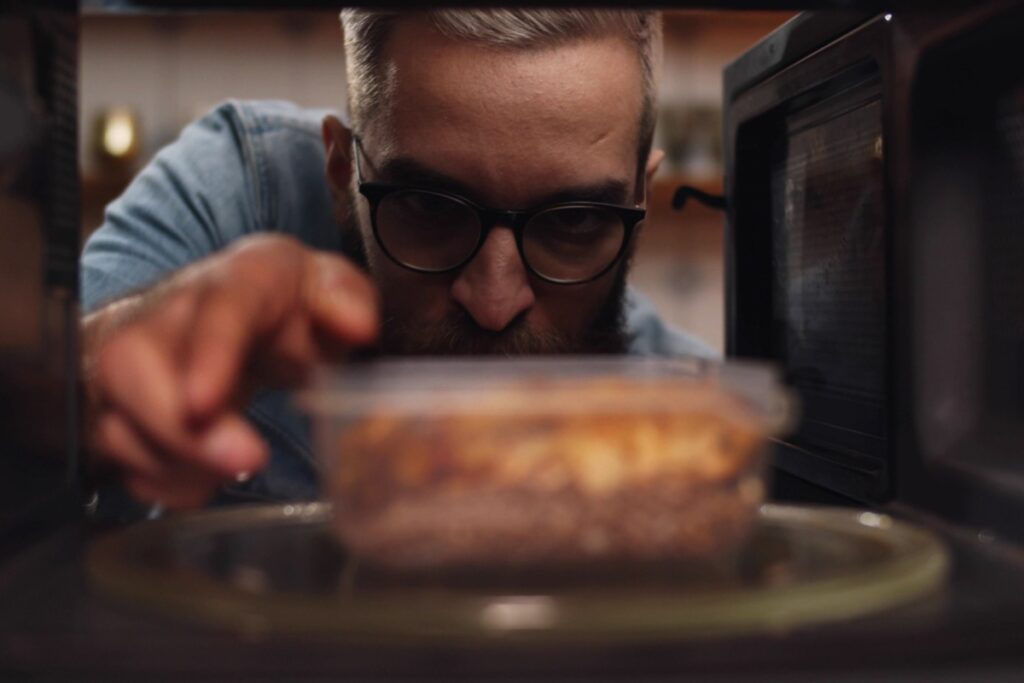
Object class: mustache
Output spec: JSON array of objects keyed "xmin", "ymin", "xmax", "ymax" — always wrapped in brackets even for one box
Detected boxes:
[{"xmin": 379, "ymin": 308, "xmax": 578, "ymax": 357}]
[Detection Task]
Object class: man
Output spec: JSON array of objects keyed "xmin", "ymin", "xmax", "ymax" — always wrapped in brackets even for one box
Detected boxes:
[{"xmin": 81, "ymin": 9, "xmax": 713, "ymax": 515}]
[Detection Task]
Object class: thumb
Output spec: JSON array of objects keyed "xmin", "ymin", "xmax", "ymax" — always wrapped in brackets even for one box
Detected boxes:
[{"xmin": 305, "ymin": 252, "xmax": 380, "ymax": 348}]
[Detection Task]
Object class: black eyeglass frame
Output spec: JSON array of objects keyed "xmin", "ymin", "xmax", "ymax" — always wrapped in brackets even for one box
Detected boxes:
[{"xmin": 352, "ymin": 136, "xmax": 647, "ymax": 285}]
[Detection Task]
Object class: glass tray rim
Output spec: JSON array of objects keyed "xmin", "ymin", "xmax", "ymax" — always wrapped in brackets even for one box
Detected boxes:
[{"xmin": 87, "ymin": 502, "xmax": 949, "ymax": 643}]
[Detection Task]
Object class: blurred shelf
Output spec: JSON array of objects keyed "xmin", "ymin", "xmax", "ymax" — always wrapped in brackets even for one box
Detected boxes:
[
  {"xmin": 652, "ymin": 172, "xmax": 723, "ymax": 196},
  {"xmin": 664, "ymin": 9, "xmax": 797, "ymax": 28},
  {"xmin": 79, "ymin": 2, "xmax": 932, "ymax": 14},
  {"xmin": 82, "ymin": 1, "xmax": 352, "ymax": 13}
]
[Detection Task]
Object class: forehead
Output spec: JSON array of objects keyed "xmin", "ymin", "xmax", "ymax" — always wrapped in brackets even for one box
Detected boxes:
[{"xmin": 368, "ymin": 16, "xmax": 645, "ymax": 205}]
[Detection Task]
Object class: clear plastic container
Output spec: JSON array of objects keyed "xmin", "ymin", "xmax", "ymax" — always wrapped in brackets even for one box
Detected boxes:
[{"xmin": 298, "ymin": 356, "xmax": 793, "ymax": 573}]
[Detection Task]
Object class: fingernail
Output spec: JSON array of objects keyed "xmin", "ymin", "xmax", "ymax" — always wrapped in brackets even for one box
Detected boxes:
[
  {"xmin": 200, "ymin": 423, "xmax": 255, "ymax": 473},
  {"xmin": 324, "ymin": 282, "xmax": 369, "ymax": 321},
  {"xmin": 316, "ymin": 262, "xmax": 375, "ymax": 326}
]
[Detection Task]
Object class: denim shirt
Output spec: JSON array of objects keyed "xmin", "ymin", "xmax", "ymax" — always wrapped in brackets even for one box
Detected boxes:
[{"xmin": 81, "ymin": 100, "xmax": 716, "ymax": 512}]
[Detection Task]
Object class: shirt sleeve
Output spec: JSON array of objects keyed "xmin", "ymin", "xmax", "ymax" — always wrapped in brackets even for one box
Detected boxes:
[{"xmin": 80, "ymin": 101, "xmax": 264, "ymax": 313}]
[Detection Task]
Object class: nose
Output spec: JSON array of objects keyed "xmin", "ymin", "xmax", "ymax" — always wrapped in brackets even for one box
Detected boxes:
[{"xmin": 450, "ymin": 227, "xmax": 536, "ymax": 332}]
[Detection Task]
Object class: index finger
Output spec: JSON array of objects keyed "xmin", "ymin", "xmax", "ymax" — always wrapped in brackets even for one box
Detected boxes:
[
  {"xmin": 304, "ymin": 251, "xmax": 380, "ymax": 348},
  {"xmin": 182, "ymin": 274, "xmax": 267, "ymax": 420},
  {"xmin": 183, "ymin": 244, "xmax": 379, "ymax": 419}
]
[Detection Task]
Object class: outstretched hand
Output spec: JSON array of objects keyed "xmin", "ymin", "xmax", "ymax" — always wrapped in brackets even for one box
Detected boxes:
[{"xmin": 83, "ymin": 234, "xmax": 379, "ymax": 509}]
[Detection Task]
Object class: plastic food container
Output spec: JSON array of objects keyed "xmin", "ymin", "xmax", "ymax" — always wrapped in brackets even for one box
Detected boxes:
[{"xmin": 298, "ymin": 356, "xmax": 793, "ymax": 573}]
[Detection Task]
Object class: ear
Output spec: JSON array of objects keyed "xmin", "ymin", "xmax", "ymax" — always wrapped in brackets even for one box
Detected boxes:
[
  {"xmin": 322, "ymin": 115, "xmax": 354, "ymax": 194},
  {"xmin": 645, "ymin": 147, "xmax": 666, "ymax": 186}
]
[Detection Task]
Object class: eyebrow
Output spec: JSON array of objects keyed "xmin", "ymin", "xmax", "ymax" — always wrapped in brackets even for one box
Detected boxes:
[{"xmin": 375, "ymin": 156, "xmax": 635, "ymax": 208}]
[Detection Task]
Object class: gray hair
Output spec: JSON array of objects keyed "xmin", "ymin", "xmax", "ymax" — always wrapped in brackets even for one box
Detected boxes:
[{"xmin": 340, "ymin": 9, "xmax": 662, "ymax": 173}]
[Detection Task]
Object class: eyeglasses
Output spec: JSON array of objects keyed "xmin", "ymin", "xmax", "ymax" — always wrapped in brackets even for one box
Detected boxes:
[{"xmin": 352, "ymin": 136, "xmax": 646, "ymax": 285}]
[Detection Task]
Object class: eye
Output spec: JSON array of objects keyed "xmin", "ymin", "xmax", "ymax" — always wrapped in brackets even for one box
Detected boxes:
[
  {"xmin": 398, "ymin": 191, "xmax": 461, "ymax": 216},
  {"xmin": 550, "ymin": 208, "xmax": 600, "ymax": 231},
  {"xmin": 375, "ymin": 190, "xmax": 481, "ymax": 270},
  {"xmin": 522, "ymin": 206, "xmax": 627, "ymax": 281},
  {"xmin": 536, "ymin": 208, "xmax": 617, "ymax": 245}
]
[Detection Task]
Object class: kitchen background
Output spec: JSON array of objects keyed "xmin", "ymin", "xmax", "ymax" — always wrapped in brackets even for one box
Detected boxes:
[{"xmin": 79, "ymin": 10, "xmax": 793, "ymax": 352}]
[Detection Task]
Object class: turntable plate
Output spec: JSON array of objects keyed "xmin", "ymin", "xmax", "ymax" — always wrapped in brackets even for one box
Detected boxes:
[{"xmin": 87, "ymin": 503, "xmax": 948, "ymax": 642}]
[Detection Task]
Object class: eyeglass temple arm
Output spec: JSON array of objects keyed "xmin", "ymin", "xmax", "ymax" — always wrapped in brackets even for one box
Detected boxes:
[
  {"xmin": 351, "ymin": 134, "xmax": 365, "ymax": 181},
  {"xmin": 671, "ymin": 185, "xmax": 727, "ymax": 212}
]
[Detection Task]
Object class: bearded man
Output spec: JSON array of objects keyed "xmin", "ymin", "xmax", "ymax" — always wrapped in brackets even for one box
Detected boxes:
[{"xmin": 81, "ymin": 9, "xmax": 713, "ymax": 515}]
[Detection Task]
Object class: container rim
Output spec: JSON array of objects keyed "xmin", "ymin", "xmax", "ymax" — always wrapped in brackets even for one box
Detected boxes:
[{"xmin": 294, "ymin": 356, "xmax": 795, "ymax": 434}]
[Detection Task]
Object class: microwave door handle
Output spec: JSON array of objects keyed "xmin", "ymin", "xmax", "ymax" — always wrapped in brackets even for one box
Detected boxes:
[{"xmin": 671, "ymin": 185, "xmax": 727, "ymax": 212}]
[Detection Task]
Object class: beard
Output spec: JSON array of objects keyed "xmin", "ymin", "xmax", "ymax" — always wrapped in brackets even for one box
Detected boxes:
[
  {"xmin": 378, "ymin": 275, "xmax": 629, "ymax": 356},
  {"xmin": 337, "ymin": 189, "xmax": 631, "ymax": 357}
]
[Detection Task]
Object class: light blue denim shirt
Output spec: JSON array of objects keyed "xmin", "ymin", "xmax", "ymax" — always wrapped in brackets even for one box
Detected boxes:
[{"xmin": 81, "ymin": 100, "xmax": 716, "ymax": 510}]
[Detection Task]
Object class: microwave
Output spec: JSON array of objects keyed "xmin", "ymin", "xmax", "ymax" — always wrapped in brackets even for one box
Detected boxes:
[
  {"xmin": 723, "ymin": 3, "xmax": 1024, "ymax": 539},
  {"xmin": 4, "ymin": 2, "xmax": 1024, "ymax": 679}
]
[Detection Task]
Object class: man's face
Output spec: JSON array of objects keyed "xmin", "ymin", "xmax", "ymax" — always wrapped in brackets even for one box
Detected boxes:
[{"xmin": 338, "ymin": 17, "xmax": 648, "ymax": 355}]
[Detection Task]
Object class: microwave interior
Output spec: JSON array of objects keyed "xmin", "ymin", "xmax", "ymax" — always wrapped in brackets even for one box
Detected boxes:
[{"xmin": 5, "ymin": 4, "xmax": 1024, "ymax": 680}]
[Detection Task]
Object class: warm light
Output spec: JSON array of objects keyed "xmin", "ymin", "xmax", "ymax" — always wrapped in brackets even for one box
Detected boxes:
[
  {"xmin": 858, "ymin": 511, "xmax": 892, "ymax": 529},
  {"xmin": 480, "ymin": 596, "xmax": 558, "ymax": 631},
  {"xmin": 102, "ymin": 109, "xmax": 136, "ymax": 158}
]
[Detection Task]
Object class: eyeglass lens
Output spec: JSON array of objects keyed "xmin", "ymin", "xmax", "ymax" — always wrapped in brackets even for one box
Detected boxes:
[
  {"xmin": 373, "ymin": 189, "xmax": 626, "ymax": 282},
  {"xmin": 522, "ymin": 205, "xmax": 626, "ymax": 282},
  {"xmin": 376, "ymin": 190, "xmax": 480, "ymax": 271}
]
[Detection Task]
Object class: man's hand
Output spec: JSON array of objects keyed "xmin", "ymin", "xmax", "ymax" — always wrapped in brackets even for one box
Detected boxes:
[{"xmin": 82, "ymin": 234, "xmax": 379, "ymax": 510}]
